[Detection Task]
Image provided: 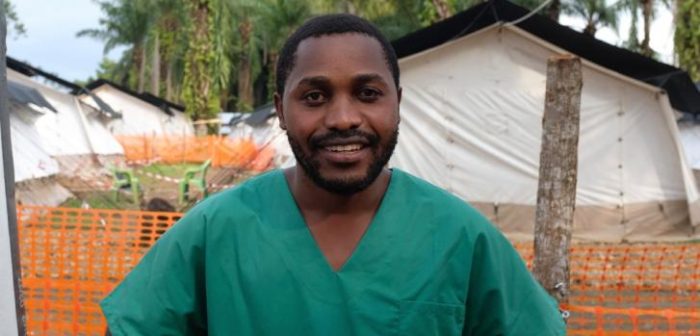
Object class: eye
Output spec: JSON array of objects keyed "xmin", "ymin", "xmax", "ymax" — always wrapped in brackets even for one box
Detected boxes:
[
  {"xmin": 302, "ymin": 91, "xmax": 327, "ymax": 105},
  {"xmin": 358, "ymin": 87, "xmax": 382, "ymax": 101}
]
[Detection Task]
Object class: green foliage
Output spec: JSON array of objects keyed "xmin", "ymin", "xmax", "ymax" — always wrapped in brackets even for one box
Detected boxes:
[
  {"xmin": 181, "ymin": 0, "xmax": 218, "ymax": 123},
  {"xmin": 2, "ymin": 0, "xmax": 26, "ymax": 38},
  {"xmin": 676, "ymin": 0, "xmax": 700, "ymax": 81},
  {"xmin": 81, "ymin": 0, "xmax": 653, "ymax": 115}
]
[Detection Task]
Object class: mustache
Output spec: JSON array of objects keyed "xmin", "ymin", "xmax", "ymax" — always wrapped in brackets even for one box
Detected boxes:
[{"xmin": 309, "ymin": 129, "xmax": 379, "ymax": 149}]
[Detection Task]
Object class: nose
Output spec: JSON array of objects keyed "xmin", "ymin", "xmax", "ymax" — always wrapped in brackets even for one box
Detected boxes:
[{"xmin": 324, "ymin": 95, "xmax": 362, "ymax": 131}]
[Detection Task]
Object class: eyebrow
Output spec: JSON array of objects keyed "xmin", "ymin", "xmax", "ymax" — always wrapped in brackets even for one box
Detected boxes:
[
  {"xmin": 353, "ymin": 73, "xmax": 389, "ymax": 86},
  {"xmin": 294, "ymin": 73, "xmax": 389, "ymax": 89}
]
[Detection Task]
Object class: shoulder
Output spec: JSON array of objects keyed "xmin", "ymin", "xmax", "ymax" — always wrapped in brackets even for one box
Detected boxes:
[
  {"xmin": 392, "ymin": 169, "xmax": 497, "ymax": 237},
  {"xmin": 191, "ymin": 169, "xmax": 281, "ymax": 216},
  {"xmin": 165, "ymin": 169, "xmax": 283, "ymax": 237}
]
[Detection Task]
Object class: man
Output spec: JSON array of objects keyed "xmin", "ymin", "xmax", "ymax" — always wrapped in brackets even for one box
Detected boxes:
[{"xmin": 101, "ymin": 14, "xmax": 566, "ymax": 335}]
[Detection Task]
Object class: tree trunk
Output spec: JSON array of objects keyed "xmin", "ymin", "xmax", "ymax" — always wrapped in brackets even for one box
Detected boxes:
[
  {"xmin": 431, "ymin": 0, "xmax": 451, "ymax": 21},
  {"xmin": 533, "ymin": 54, "xmax": 582, "ymax": 308},
  {"xmin": 237, "ymin": 18, "xmax": 254, "ymax": 111},
  {"xmin": 641, "ymin": 0, "xmax": 653, "ymax": 56},
  {"xmin": 548, "ymin": 0, "xmax": 561, "ymax": 21},
  {"xmin": 137, "ymin": 43, "xmax": 147, "ymax": 93},
  {"xmin": 165, "ymin": 62, "xmax": 173, "ymax": 101},
  {"xmin": 182, "ymin": 0, "xmax": 214, "ymax": 122},
  {"xmin": 583, "ymin": 22, "xmax": 597, "ymax": 36},
  {"xmin": 151, "ymin": 32, "xmax": 160, "ymax": 96},
  {"xmin": 342, "ymin": 1, "xmax": 356, "ymax": 14}
]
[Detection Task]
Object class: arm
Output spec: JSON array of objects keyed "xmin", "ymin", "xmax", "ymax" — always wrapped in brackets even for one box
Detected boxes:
[
  {"xmin": 462, "ymin": 225, "xmax": 565, "ymax": 336},
  {"xmin": 100, "ymin": 209, "xmax": 208, "ymax": 335}
]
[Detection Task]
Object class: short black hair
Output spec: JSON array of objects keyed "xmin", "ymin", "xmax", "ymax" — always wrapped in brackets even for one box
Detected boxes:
[{"xmin": 275, "ymin": 14, "xmax": 400, "ymax": 97}]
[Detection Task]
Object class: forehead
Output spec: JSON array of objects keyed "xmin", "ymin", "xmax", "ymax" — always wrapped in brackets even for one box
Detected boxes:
[{"xmin": 287, "ymin": 33, "xmax": 392, "ymax": 89}]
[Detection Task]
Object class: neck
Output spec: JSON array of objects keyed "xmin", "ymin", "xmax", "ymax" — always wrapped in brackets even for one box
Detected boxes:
[{"xmin": 284, "ymin": 166, "xmax": 392, "ymax": 215}]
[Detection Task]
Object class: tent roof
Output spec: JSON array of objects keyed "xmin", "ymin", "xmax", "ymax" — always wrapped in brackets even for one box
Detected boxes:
[
  {"xmin": 84, "ymin": 79, "xmax": 185, "ymax": 116},
  {"xmin": 6, "ymin": 56, "xmax": 119, "ymax": 117},
  {"xmin": 392, "ymin": 0, "xmax": 700, "ymax": 114},
  {"xmin": 244, "ymin": 104, "xmax": 275, "ymax": 126},
  {"xmin": 7, "ymin": 80, "xmax": 57, "ymax": 113},
  {"xmin": 7, "ymin": 56, "xmax": 82, "ymax": 92}
]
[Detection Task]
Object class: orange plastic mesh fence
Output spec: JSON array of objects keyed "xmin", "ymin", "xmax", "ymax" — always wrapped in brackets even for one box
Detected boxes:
[
  {"xmin": 17, "ymin": 205, "xmax": 182, "ymax": 335},
  {"xmin": 115, "ymin": 135, "xmax": 272, "ymax": 170},
  {"xmin": 17, "ymin": 205, "xmax": 700, "ymax": 334},
  {"xmin": 514, "ymin": 243, "xmax": 700, "ymax": 335}
]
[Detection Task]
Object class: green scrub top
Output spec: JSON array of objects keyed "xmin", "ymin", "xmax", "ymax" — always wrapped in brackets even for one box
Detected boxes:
[{"xmin": 101, "ymin": 169, "xmax": 565, "ymax": 335}]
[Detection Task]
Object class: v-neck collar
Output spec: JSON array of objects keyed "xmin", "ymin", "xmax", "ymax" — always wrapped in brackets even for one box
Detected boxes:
[{"xmin": 276, "ymin": 169, "xmax": 399, "ymax": 274}]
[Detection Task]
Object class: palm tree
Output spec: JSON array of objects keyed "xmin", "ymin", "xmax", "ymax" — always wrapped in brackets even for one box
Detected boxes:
[
  {"xmin": 257, "ymin": 0, "xmax": 311, "ymax": 95},
  {"xmin": 562, "ymin": 0, "xmax": 620, "ymax": 37},
  {"xmin": 77, "ymin": 0, "xmax": 155, "ymax": 92},
  {"xmin": 182, "ymin": 0, "xmax": 217, "ymax": 126}
]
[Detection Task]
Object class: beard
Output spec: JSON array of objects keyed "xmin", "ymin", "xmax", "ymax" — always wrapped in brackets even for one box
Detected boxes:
[{"xmin": 287, "ymin": 127, "xmax": 399, "ymax": 196}]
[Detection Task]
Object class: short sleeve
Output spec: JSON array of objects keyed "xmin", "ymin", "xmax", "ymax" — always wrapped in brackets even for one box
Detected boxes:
[
  {"xmin": 462, "ymin": 219, "xmax": 566, "ymax": 336},
  {"xmin": 100, "ymin": 209, "xmax": 208, "ymax": 335}
]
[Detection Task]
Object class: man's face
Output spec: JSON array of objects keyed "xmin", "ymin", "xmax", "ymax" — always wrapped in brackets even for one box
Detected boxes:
[{"xmin": 276, "ymin": 33, "xmax": 401, "ymax": 195}]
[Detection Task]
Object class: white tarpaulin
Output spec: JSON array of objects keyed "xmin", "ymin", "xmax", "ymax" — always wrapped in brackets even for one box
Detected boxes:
[
  {"xmin": 391, "ymin": 25, "xmax": 699, "ymax": 241},
  {"xmin": 9, "ymin": 106, "xmax": 59, "ymax": 182},
  {"xmin": 7, "ymin": 70, "xmax": 123, "ymax": 157},
  {"xmin": 81, "ymin": 84, "xmax": 194, "ymax": 137},
  {"xmin": 679, "ymin": 122, "xmax": 700, "ymax": 170}
]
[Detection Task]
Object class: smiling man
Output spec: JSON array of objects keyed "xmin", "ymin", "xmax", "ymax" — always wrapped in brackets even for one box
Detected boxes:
[{"xmin": 101, "ymin": 14, "xmax": 565, "ymax": 335}]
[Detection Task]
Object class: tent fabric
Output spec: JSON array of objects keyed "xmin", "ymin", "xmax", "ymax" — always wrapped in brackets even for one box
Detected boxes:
[
  {"xmin": 391, "ymin": 0, "xmax": 700, "ymax": 115},
  {"xmin": 8, "ymin": 69, "xmax": 124, "ymax": 157},
  {"xmin": 678, "ymin": 122, "xmax": 700, "ymax": 170},
  {"xmin": 244, "ymin": 104, "xmax": 275, "ymax": 126},
  {"xmin": 9, "ymin": 108, "xmax": 60, "ymax": 182},
  {"xmin": 84, "ymin": 79, "xmax": 185, "ymax": 115},
  {"xmin": 7, "ymin": 80, "xmax": 56, "ymax": 112},
  {"xmin": 390, "ymin": 26, "xmax": 699, "ymax": 241},
  {"xmin": 81, "ymin": 84, "xmax": 194, "ymax": 136}
]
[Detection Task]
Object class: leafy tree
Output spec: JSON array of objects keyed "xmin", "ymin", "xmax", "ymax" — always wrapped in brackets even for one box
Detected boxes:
[
  {"xmin": 676, "ymin": 0, "xmax": 700, "ymax": 81},
  {"xmin": 181, "ymin": 0, "xmax": 218, "ymax": 128},
  {"xmin": 77, "ymin": 0, "xmax": 155, "ymax": 92}
]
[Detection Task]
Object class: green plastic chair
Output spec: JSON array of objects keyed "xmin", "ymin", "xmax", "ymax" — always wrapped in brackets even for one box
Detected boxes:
[
  {"xmin": 179, "ymin": 159, "xmax": 212, "ymax": 203},
  {"xmin": 108, "ymin": 165, "xmax": 141, "ymax": 204}
]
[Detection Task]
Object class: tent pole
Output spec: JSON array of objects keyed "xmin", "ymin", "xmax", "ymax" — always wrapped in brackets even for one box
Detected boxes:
[{"xmin": 0, "ymin": 4, "xmax": 26, "ymax": 334}]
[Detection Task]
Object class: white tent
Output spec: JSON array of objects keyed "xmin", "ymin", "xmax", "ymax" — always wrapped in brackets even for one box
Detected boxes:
[
  {"xmin": 80, "ymin": 80, "xmax": 194, "ymax": 137},
  {"xmin": 6, "ymin": 67, "xmax": 124, "ymax": 198},
  {"xmin": 228, "ymin": 106, "xmax": 295, "ymax": 169},
  {"xmin": 390, "ymin": 10, "xmax": 700, "ymax": 241},
  {"xmin": 6, "ymin": 82, "xmax": 73, "ymax": 206},
  {"xmin": 679, "ymin": 120, "xmax": 700, "ymax": 170}
]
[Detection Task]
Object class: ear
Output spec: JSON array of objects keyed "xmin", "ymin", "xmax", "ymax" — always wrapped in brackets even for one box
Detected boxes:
[
  {"xmin": 396, "ymin": 86, "xmax": 402, "ymax": 123},
  {"xmin": 274, "ymin": 92, "xmax": 287, "ymax": 130}
]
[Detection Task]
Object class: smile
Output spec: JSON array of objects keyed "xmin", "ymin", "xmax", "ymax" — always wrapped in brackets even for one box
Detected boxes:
[{"xmin": 324, "ymin": 144, "xmax": 364, "ymax": 152}]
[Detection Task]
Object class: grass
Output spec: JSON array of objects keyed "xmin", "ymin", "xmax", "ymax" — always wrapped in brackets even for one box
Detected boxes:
[
  {"xmin": 138, "ymin": 163, "xmax": 200, "ymax": 177},
  {"xmin": 60, "ymin": 191, "xmax": 141, "ymax": 210}
]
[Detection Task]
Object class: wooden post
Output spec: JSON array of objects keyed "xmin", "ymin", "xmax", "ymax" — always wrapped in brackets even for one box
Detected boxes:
[{"xmin": 533, "ymin": 54, "xmax": 582, "ymax": 307}]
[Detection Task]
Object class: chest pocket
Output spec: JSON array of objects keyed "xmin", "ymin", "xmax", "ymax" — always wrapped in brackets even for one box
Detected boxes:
[{"xmin": 398, "ymin": 300, "xmax": 465, "ymax": 336}]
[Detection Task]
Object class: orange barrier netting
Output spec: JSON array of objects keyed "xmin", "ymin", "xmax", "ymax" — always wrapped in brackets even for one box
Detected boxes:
[
  {"xmin": 115, "ymin": 135, "xmax": 273, "ymax": 170},
  {"xmin": 16, "ymin": 205, "xmax": 700, "ymax": 334},
  {"xmin": 514, "ymin": 243, "xmax": 700, "ymax": 335},
  {"xmin": 17, "ymin": 205, "xmax": 182, "ymax": 335}
]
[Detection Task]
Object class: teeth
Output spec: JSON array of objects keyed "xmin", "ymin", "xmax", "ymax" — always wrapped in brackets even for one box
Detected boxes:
[{"xmin": 325, "ymin": 144, "xmax": 363, "ymax": 152}]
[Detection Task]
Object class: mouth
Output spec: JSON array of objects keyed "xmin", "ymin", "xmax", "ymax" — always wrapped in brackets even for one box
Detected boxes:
[
  {"xmin": 317, "ymin": 141, "xmax": 371, "ymax": 164},
  {"xmin": 323, "ymin": 143, "xmax": 365, "ymax": 152}
]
